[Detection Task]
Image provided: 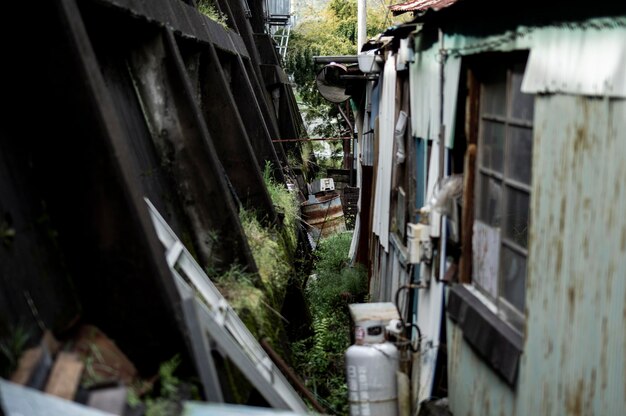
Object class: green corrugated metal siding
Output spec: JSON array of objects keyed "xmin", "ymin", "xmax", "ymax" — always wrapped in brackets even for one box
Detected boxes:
[{"xmin": 447, "ymin": 95, "xmax": 626, "ymax": 415}]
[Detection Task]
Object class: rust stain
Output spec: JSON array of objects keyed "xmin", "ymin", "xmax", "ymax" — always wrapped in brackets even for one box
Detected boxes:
[
  {"xmin": 573, "ymin": 127, "xmax": 588, "ymax": 154},
  {"xmin": 559, "ymin": 197, "xmax": 566, "ymax": 233},
  {"xmin": 542, "ymin": 381, "xmax": 553, "ymax": 415},
  {"xmin": 565, "ymin": 378, "xmax": 584, "ymax": 416},
  {"xmin": 567, "ymin": 286, "xmax": 576, "ymax": 317},
  {"xmin": 483, "ymin": 388, "xmax": 490, "ymax": 415},
  {"xmin": 555, "ymin": 239, "xmax": 563, "ymax": 276},
  {"xmin": 582, "ymin": 236, "xmax": 589, "ymax": 259},
  {"xmin": 621, "ymin": 226, "xmax": 626, "ymax": 252},
  {"xmin": 545, "ymin": 338, "xmax": 554, "ymax": 359},
  {"xmin": 588, "ymin": 368, "xmax": 597, "ymax": 412},
  {"xmin": 600, "ymin": 317, "xmax": 608, "ymax": 391},
  {"xmin": 622, "ymin": 291, "xmax": 626, "ymax": 407},
  {"xmin": 606, "ymin": 262, "xmax": 614, "ymax": 300},
  {"xmin": 607, "ymin": 204, "xmax": 615, "ymax": 229}
]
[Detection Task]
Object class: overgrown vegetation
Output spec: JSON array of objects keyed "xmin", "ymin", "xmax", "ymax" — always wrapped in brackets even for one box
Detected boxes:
[
  {"xmin": 286, "ymin": 1, "xmax": 409, "ymax": 177},
  {"xmin": 262, "ymin": 162, "xmax": 299, "ymax": 255},
  {"xmin": 0, "ymin": 322, "xmax": 32, "ymax": 378},
  {"xmin": 127, "ymin": 355, "xmax": 199, "ymax": 416},
  {"xmin": 293, "ymin": 232, "xmax": 367, "ymax": 415},
  {"xmin": 206, "ymin": 163, "xmax": 300, "ymax": 349},
  {"xmin": 196, "ymin": 0, "xmax": 229, "ymax": 28}
]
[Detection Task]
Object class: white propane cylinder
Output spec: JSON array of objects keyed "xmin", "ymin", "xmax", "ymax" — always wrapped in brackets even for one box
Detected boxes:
[{"xmin": 346, "ymin": 322, "xmax": 399, "ymax": 416}]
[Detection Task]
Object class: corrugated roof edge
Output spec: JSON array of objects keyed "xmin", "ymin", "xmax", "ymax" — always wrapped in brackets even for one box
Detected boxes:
[{"xmin": 390, "ymin": 0, "xmax": 460, "ymax": 16}]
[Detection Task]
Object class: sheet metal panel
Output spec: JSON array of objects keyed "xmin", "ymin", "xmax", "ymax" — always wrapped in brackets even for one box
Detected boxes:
[
  {"xmin": 441, "ymin": 18, "xmax": 626, "ymax": 99},
  {"xmin": 267, "ymin": 0, "xmax": 291, "ymax": 16},
  {"xmin": 0, "ymin": 379, "xmax": 114, "ymax": 416},
  {"xmin": 519, "ymin": 95, "xmax": 626, "ymax": 415},
  {"xmin": 372, "ymin": 53, "xmax": 397, "ymax": 252},
  {"xmin": 522, "ymin": 23, "xmax": 626, "ymax": 98},
  {"xmin": 390, "ymin": 0, "xmax": 459, "ymax": 15},
  {"xmin": 408, "ymin": 43, "xmax": 460, "ymax": 148},
  {"xmin": 362, "ymin": 82, "xmax": 375, "ymax": 166},
  {"xmin": 448, "ymin": 95, "xmax": 626, "ymax": 415}
]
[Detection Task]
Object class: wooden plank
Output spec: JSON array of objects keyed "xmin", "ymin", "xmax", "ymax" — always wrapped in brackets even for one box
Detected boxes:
[
  {"xmin": 458, "ymin": 67, "xmax": 480, "ymax": 284},
  {"xmin": 11, "ymin": 347, "xmax": 43, "ymax": 385},
  {"xmin": 459, "ymin": 144, "xmax": 476, "ymax": 284},
  {"xmin": 45, "ymin": 352, "xmax": 84, "ymax": 400},
  {"xmin": 42, "ymin": 330, "xmax": 61, "ymax": 356}
]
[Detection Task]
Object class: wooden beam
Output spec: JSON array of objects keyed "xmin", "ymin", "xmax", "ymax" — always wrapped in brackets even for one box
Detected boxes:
[{"xmin": 44, "ymin": 352, "xmax": 84, "ymax": 400}]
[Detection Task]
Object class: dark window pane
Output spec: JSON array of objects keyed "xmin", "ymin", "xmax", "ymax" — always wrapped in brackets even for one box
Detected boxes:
[
  {"xmin": 507, "ymin": 126, "xmax": 533, "ymax": 185},
  {"xmin": 481, "ymin": 121, "xmax": 504, "ymax": 173},
  {"xmin": 482, "ymin": 72, "xmax": 507, "ymax": 117},
  {"xmin": 501, "ymin": 246, "xmax": 526, "ymax": 311},
  {"xmin": 510, "ymin": 66, "xmax": 534, "ymax": 121},
  {"xmin": 503, "ymin": 187, "xmax": 530, "ymax": 248},
  {"xmin": 478, "ymin": 174, "xmax": 502, "ymax": 227}
]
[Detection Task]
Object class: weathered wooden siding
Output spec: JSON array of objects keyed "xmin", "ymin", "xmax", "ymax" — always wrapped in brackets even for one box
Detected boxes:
[{"xmin": 448, "ymin": 95, "xmax": 626, "ymax": 415}]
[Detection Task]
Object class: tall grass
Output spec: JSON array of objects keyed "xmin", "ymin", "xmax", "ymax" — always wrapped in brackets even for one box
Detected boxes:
[{"xmin": 293, "ymin": 232, "xmax": 367, "ymax": 415}]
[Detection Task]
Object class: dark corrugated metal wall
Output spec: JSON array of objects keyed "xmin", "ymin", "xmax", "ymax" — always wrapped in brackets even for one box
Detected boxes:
[{"xmin": 1, "ymin": 0, "xmax": 305, "ymax": 377}]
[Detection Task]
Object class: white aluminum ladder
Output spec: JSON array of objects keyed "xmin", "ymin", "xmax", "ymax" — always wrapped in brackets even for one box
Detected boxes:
[{"xmin": 144, "ymin": 198, "xmax": 309, "ymax": 414}]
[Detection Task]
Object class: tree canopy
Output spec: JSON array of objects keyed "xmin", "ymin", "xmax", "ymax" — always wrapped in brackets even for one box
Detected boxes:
[{"xmin": 285, "ymin": 1, "xmax": 401, "ymax": 171}]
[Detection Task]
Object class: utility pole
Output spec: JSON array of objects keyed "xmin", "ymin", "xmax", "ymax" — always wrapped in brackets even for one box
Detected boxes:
[{"xmin": 357, "ymin": 0, "xmax": 367, "ymax": 53}]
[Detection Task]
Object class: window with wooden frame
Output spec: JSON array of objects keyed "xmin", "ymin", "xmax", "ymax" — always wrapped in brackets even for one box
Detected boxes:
[{"xmin": 472, "ymin": 55, "xmax": 534, "ymax": 330}]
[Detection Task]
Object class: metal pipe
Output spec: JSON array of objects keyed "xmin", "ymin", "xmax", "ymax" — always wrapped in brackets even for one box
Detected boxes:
[
  {"xmin": 313, "ymin": 55, "xmax": 359, "ymax": 64},
  {"xmin": 438, "ymin": 28, "xmax": 445, "ymax": 181}
]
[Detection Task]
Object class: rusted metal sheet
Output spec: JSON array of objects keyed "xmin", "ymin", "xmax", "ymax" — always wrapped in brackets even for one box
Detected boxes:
[
  {"xmin": 448, "ymin": 95, "xmax": 626, "ymax": 415},
  {"xmin": 390, "ymin": 0, "xmax": 459, "ymax": 15},
  {"xmin": 520, "ymin": 95, "xmax": 626, "ymax": 415},
  {"xmin": 301, "ymin": 194, "xmax": 347, "ymax": 239}
]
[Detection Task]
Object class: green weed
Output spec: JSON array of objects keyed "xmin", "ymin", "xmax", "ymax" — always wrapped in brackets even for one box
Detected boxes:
[
  {"xmin": 196, "ymin": 0, "xmax": 229, "ymax": 28},
  {"xmin": 293, "ymin": 232, "xmax": 366, "ymax": 415}
]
